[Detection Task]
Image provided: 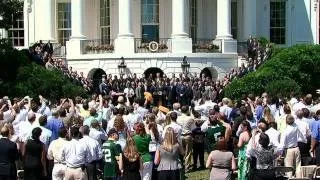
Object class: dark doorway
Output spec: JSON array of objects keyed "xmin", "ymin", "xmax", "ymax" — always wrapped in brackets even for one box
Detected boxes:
[
  {"xmin": 87, "ymin": 68, "xmax": 107, "ymax": 93},
  {"xmin": 200, "ymin": 67, "xmax": 218, "ymax": 80},
  {"xmin": 144, "ymin": 67, "xmax": 164, "ymax": 79}
]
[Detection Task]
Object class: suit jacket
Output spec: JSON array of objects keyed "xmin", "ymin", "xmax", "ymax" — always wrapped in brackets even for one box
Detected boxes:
[
  {"xmin": 167, "ymin": 85, "xmax": 177, "ymax": 102},
  {"xmin": 0, "ymin": 138, "xmax": 18, "ymax": 177}
]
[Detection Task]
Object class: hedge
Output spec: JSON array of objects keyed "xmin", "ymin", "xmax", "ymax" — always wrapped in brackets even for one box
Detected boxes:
[{"xmin": 224, "ymin": 44, "xmax": 320, "ymax": 99}]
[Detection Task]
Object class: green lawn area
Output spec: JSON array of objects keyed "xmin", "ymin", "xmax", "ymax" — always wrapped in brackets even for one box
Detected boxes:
[
  {"xmin": 185, "ymin": 169, "xmax": 210, "ymax": 180},
  {"xmin": 184, "ymin": 153, "xmax": 210, "ymax": 180}
]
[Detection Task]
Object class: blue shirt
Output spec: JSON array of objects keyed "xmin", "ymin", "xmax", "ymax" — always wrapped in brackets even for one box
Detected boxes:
[
  {"xmin": 311, "ymin": 120, "xmax": 320, "ymax": 142},
  {"xmin": 46, "ymin": 116, "xmax": 64, "ymax": 141},
  {"xmin": 255, "ymin": 105, "xmax": 264, "ymax": 121}
]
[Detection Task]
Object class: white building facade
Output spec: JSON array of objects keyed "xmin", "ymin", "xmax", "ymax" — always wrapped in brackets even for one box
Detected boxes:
[{"xmin": 3, "ymin": 0, "xmax": 319, "ymax": 79}]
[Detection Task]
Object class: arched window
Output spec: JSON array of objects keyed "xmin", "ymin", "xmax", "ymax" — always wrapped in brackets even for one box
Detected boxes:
[
  {"xmin": 141, "ymin": 0, "xmax": 159, "ymax": 42},
  {"xmin": 100, "ymin": 0, "xmax": 110, "ymax": 43}
]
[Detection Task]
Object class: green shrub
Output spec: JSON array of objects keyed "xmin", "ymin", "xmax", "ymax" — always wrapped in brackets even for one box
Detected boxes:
[
  {"xmin": 224, "ymin": 44, "xmax": 320, "ymax": 99},
  {"xmin": 257, "ymin": 37, "xmax": 270, "ymax": 47},
  {"xmin": 265, "ymin": 79, "xmax": 301, "ymax": 98},
  {"xmin": 0, "ymin": 40, "xmax": 88, "ymax": 100}
]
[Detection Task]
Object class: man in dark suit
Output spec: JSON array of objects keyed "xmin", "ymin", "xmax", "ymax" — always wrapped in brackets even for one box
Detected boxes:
[
  {"xmin": 0, "ymin": 126, "xmax": 19, "ymax": 180},
  {"xmin": 167, "ymin": 80, "xmax": 177, "ymax": 108}
]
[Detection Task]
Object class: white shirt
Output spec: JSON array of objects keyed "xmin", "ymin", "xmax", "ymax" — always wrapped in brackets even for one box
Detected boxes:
[
  {"xmin": 126, "ymin": 113, "xmax": 142, "ymax": 132},
  {"xmin": 47, "ymin": 138, "xmax": 68, "ymax": 163},
  {"xmin": 12, "ymin": 109, "xmax": 28, "ymax": 135},
  {"xmin": 135, "ymin": 106, "xmax": 148, "ymax": 120},
  {"xmin": 220, "ymin": 105, "xmax": 232, "ymax": 119},
  {"xmin": 279, "ymin": 123, "xmax": 304, "ymax": 150},
  {"xmin": 39, "ymin": 126, "xmax": 52, "ymax": 148},
  {"xmin": 302, "ymin": 117, "xmax": 314, "ymax": 129},
  {"xmin": 60, "ymin": 139, "xmax": 89, "ymax": 168},
  {"xmin": 163, "ymin": 121, "xmax": 182, "ymax": 142},
  {"xmin": 89, "ymin": 128, "xmax": 107, "ymax": 146},
  {"xmin": 295, "ymin": 119, "xmax": 310, "ymax": 143},
  {"xmin": 80, "ymin": 135, "xmax": 103, "ymax": 162},
  {"xmin": 177, "ymin": 114, "xmax": 195, "ymax": 135},
  {"xmin": 194, "ymin": 101, "xmax": 217, "ymax": 116},
  {"xmin": 265, "ymin": 127, "xmax": 280, "ymax": 148},
  {"xmin": 106, "ymin": 116, "xmax": 116, "ymax": 133},
  {"xmin": 292, "ymin": 102, "xmax": 307, "ymax": 113},
  {"xmin": 124, "ymin": 87, "xmax": 135, "ymax": 98},
  {"xmin": 18, "ymin": 121, "xmax": 36, "ymax": 142}
]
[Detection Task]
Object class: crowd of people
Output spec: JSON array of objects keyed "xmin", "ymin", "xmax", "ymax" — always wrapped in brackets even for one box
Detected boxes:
[
  {"xmin": 5, "ymin": 37, "xmax": 319, "ymax": 180},
  {"xmin": 29, "ymin": 41, "xmax": 93, "ymax": 92},
  {"xmin": 27, "ymin": 36, "xmax": 272, "ymax": 98},
  {"xmin": 0, "ymin": 86, "xmax": 320, "ymax": 180}
]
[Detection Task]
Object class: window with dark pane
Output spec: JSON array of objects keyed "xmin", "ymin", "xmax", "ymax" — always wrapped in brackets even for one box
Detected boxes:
[
  {"xmin": 141, "ymin": 0, "xmax": 159, "ymax": 42},
  {"xmin": 270, "ymin": 1, "xmax": 286, "ymax": 44}
]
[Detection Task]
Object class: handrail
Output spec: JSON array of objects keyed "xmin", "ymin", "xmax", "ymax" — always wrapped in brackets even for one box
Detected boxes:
[
  {"xmin": 192, "ymin": 38, "xmax": 221, "ymax": 53},
  {"xmin": 82, "ymin": 39, "xmax": 115, "ymax": 54},
  {"xmin": 134, "ymin": 38, "xmax": 171, "ymax": 53}
]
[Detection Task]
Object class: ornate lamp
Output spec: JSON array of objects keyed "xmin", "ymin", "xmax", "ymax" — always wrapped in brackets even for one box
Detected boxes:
[
  {"xmin": 181, "ymin": 56, "xmax": 190, "ymax": 75},
  {"xmin": 118, "ymin": 57, "xmax": 127, "ymax": 75}
]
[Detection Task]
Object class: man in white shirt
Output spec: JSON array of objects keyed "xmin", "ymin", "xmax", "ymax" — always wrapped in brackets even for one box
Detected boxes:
[
  {"xmin": 194, "ymin": 96, "xmax": 216, "ymax": 118},
  {"xmin": 47, "ymin": 127, "xmax": 68, "ymax": 180},
  {"xmin": 89, "ymin": 120, "xmax": 107, "ymax": 146},
  {"xmin": 38, "ymin": 115, "xmax": 52, "ymax": 149},
  {"xmin": 279, "ymin": 115, "xmax": 304, "ymax": 178},
  {"xmin": 60, "ymin": 126, "xmax": 89, "ymax": 180},
  {"xmin": 177, "ymin": 106, "xmax": 195, "ymax": 171},
  {"xmin": 126, "ymin": 106, "xmax": 142, "ymax": 133},
  {"xmin": 265, "ymin": 122, "xmax": 280, "ymax": 148},
  {"xmin": 295, "ymin": 110, "xmax": 311, "ymax": 165},
  {"xmin": 220, "ymin": 98, "xmax": 232, "ymax": 120},
  {"xmin": 18, "ymin": 112, "xmax": 37, "ymax": 143},
  {"xmin": 80, "ymin": 126, "xmax": 103, "ymax": 180}
]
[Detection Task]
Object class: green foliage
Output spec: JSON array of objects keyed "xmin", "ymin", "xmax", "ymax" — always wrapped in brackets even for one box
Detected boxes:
[
  {"xmin": 257, "ymin": 37, "xmax": 270, "ymax": 47},
  {"xmin": 224, "ymin": 44, "xmax": 320, "ymax": 99},
  {"xmin": 0, "ymin": 39, "xmax": 29, "ymax": 81},
  {"xmin": 0, "ymin": 0, "xmax": 23, "ymax": 30},
  {"xmin": 265, "ymin": 79, "xmax": 301, "ymax": 98},
  {"xmin": 0, "ymin": 40, "xmax": 88, "ymax": 100}
]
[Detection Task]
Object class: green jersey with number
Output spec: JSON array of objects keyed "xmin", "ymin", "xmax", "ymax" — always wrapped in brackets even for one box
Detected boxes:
[
  {"xmin": 206, "ymin": 124, "xmax": 226, "ymax": 152},
  {"xmin": 102, "ymin": 139, "xmax": 121, "ymax": 178}
]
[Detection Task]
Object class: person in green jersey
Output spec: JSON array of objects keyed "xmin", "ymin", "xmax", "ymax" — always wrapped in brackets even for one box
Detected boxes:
[
  {"xmin": 206, "ymin": 115, "xmax": 226, "ymax": 153},
  {"xmin": 133, "ymin": 123, "xmax": 152, "ymax": 180},
  {"xmin": 103, "ymin": 128, "xmax": 122, "ymax": 180}
]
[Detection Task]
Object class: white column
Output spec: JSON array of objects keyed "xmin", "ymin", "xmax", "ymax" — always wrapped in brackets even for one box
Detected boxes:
[
  {"xmin": 71, "ymin": 0, "xmax": 85, "ymax": 39},
  {"xmin": 66, "ymin": 0, "xmax": 86, "ymax": 58},
  {"xmin": 118, "ymin": 0, "xmax": 133, "ymax": 37},
  {"xmin": 243, "ymin": 0, "xmax": 256, "ymax": 40},
  {"xmin": 171, "ymin": 0, "xmax": 188, "ymax": 38},
  {"xmin": 170, "ymin": 0, "xmax": 192, "ymax": 53},
  {"xmin": 43, "ymin": 0, "xmax": 54, "ymax": 40},
  {"xmin": 216, "ymin": 0, "xmax": 232, "ymax": 39},
  {"xmin": 114, "ymin": 0, "xmax": 134, "ymax": 53}
]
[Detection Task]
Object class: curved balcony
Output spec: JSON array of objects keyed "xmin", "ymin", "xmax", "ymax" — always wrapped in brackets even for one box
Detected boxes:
[
  {"xmin": 192, "ymin": 39, "xmax": 221, "ymax": 53},
  {"xmin": 82, "ymin": 39, "xmax": 115, "ymax": 54},
  {"xmin": 135, "ymin": 38, "xmax": 171, "ymax": 53}
]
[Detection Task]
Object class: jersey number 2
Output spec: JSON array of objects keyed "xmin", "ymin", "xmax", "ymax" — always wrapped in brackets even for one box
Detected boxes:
[{"xmin": 104, "ymin": 149, "xmax": 111, "ymax": 162}]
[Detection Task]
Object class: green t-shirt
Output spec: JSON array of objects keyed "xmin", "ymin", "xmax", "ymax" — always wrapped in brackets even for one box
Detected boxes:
[
  {"xmin": 102, "ymin": 139, "xmax": 122, "ymax": 178},
  {"xmin": 206, "ymin": 124, "xmax": 226, "ymax": 151},
  {"xmin": 133, "ymin": 134, "xmax": 152, "ymax": 162}
]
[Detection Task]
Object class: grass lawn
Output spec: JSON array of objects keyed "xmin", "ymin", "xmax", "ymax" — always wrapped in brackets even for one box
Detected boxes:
[
  {"xmin": 184, "ymin": 153, "xmax": 210, "ymax": 180},
  {"xmin": 185, "ymin": 168, "xmax": 210, "ymax": 180}
]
